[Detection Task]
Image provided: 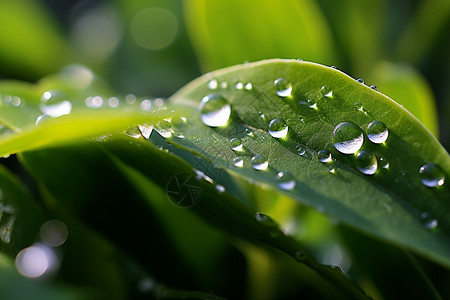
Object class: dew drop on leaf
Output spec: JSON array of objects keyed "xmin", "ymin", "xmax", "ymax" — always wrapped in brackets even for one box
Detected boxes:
[
  {"xmin": 269, "ymin": 118, "xmax": 288, "ymax": 138},
  {"xmin": 367, "ymin": 120, "xmax": 389, "ymax": 144},
  {"xmin": 208, "ymin": 79, "xmax": 218, "ymax": 90},
  {"xmin": 252, "ymin": 155, "xmax": 268, "ymax": 171},
  {"xmin": 332, "ymin": 122, "xmax": 364, "ymax": 154},
  {"xmin": 273, "ymin": 78, "xmax": 292, "ymax": 97},
  {"xmin": 155, "ymin": 120, "xmax": 173, "ymax": 138},
  {"xmin": 357, "ymin": 78, "xmax": 365, "ymax": 84},
  {"xmin": 199, "ymin": 94, "xmax": 231, "ymax": 127},
  {"xmin": 230, "ymin": 137, "xmax": 243, "ymax": 151},
  {"xmin": 296, "ymin": 145, "xmax": 306, "ymax": 156},
  {"xmin": 418, "ymin": 163, "xmax": 445, "ymax": 187},
  {"xmin": 307, "ymin": 99, "xmax": 317, "ymax": 109},
  {"xmin": 420, "ymin": 212, "xmax": 438, "ymax": 230},
  {"xmin": 232, "ymin": 157, "xmax": 244, "ymax": 167},
  {"xmin": 295, "ymin": 251, "xmax": 307, "ymax": 262},
  {"xmin": 370, "ymin": 85, "xmax": 378, "ymax": 91},
  {"xmin": 215, "ymin": 185, "xmax": 225, "ymax": 193},
  {"xmin": 320, "ymin": 86, "xmax": 333, "ymax": 98},
  {"xmin": 40, "ymin": 91, "xmax": 72, "ymax": 118},
  {"xmin": 355, "ymin": 150, "xmax": 378, "ymax": 175},
  {"xmin": 276, "ymin": 172, "xmax": 296, "ymax": 190},
  {"xmin": 317, "ymin": 150, "xmax": 332, "ymax": 163},
  {"xmin": 379, "ymin": 156, "xmax": 390, "ymax": 169},
  {"xmin": 244, "ymin": 83, "xmax": 253, "ymax": 90},
  {"xmin": 235, "ymin": 82, "xmax": 244, "ymax": 90}
]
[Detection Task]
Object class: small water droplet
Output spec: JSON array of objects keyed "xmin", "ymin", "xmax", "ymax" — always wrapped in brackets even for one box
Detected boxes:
[
  {"xmin": 233, "ymin": 157, "xmax": 244, "ymax": 167},
  {"xmin": 138, "ymin": 124, "xmax": 153, "ymax": 139},
  {"xmin": 418, "ymin": 163, "xmax": 445, "ymax": 187},
  {"xmin": 40, "ymin": 91, "xmax": 72, "ymax": 117},
  {"xmin": 255, "ymin": 212, "xmax": 270, "ymax": 223},
  {"xmin": 330, "ymin": 65, "xmax": 337, "ymax": 69},
  {"xmin": 367, "ymin": 120, "xmax": 389, "ymax": 144},
  {"xmin": 357, "ymin": 78, "xmax": 364, "ymax": 84},
  {"xmin": 298, "ymin": 115, "xmax": 304, "ymax": 123},
  {"xmin": 320, "ymin": 86, "xmax": 333, "ymax": 98},
  {"xmin": 276, "ymin": 172, "xmax": 296, "ymax": 190},
  {"xmin": 126, "ymin": 126, "xmax": 142, "ymax": 138},
  {"xmin": 208, "ymin": 79, "xmax": 218, "ymax": 90},
  {"xmin": 126, "ymin": 94, "xmax": 136, "ymax": 104},
  {"xmin": 215, "ymin": 185, "xmax": 225, "ymax": 193},
  {"xmin": 154, "ymin": 98, "xmax": 165, "ymax": 108},
  {"xmin": 155, "ymin": 120, "xmax": 173, "ymax": 138},
  {"xmin": 329, "ymin": 167, "xmax": 336, "ymax": 174},
  {"xmin": 317, "ymin": 150, "xmax": 332, "ymax": 163},
  {"xmin": 355, "ymin": 150, "xmax": 378, "ymax": 175},
  {"xmin": 220, "ymin": 81, "xmax": 228, "ymax": 89},
  {"xmin": 199, "ymin": 94, "xmax": 231, "ymax": 127},
  {"xmin": 230, "ymin": 137, "xmax": 243, "ymax": 151},
  {"xmin": 379, "ymin": 157, "xmax": 390, "ymax": 169},
  {"xmin": 332, "ymin": 122, "xmax": 364, "ymax": 154},
  {"xmin": 245, "ymin": 128, "xmax": 254, "ymax": 137},
  {"xmin": 252, "ymin": 155, "xmax": 268, "ymax": 171},
  {"xmin": 274, "ymin": 78, "xmax": 292, "ymax": 98},
  {"xmin": 269, "ymin": 118, "xmax": 288, "ymax": 138},
  {"xmin": 296, "ymin": 145, "xmax": 306, "ymax": 156},
  {"xmin": 370, "ymin": 85, "xmax": 378, "ymax": 91},
  {"xmin": 235, "ymin": 82, "xmax": 244, "ymax": 90},
  {"xmin": 107, "ymin": 97, "xmax": 120, "ymax": 108},
  {"xmin": 295, "ymin": 251, "xmax": 306, "ymax": 262},
  {"xmin": 140, "ymin": 99, "xmax": 152, "ymax": 111},
  {"xmin": 354, "ymin": 102, "xmax": 368, "ymax": 115},
  {"xmin": 307, "ymin": 99, "xmax": 317, "ymax": 109},
  {"xmin": 244, "ymin": 83, "xmax": 253, "ymax": 90},
  {"xmin": 259, "ymin": 111, "xmax": 266, "ymax": 120},
  {"xmin": 420, "ymin": 212, "xmax": 438, "ymax": 230}
]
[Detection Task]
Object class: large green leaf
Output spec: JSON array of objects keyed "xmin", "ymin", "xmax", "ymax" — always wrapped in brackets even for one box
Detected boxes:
[
  {"xmin": 184, "ymin": 0, "xmax": 337, "ymax": 71},
  {"xmin": 167, "ymin": 59, "xmax": 450, "ymax": 267}
]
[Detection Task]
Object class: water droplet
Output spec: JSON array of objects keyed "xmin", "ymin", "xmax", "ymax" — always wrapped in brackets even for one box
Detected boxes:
[
  {"xmin": 370, "ymin": 85, "xmax": 378, "ymax": 91},
  {"xmin": 298, "ymin": 115, "xmax": 304, "ymax": 123},
  {"xmin": 15, "ymin": 244, "xmax": 58, "ymax": 278},
  {"xmin": 274, "ymin": 78, "xmax": 292, "ymax": 98},
  {"xmin": 215, "ymin": 185, "xmax": 225, "ymax": 193},
  {"xmin": 85, "ymin": 96, "xmax": 103, "ymax": 108},
  {"xmin": 354, "ymin": 102, "xmax": 368, "ymax": 115},
  {"xmin": 40, "ymin": 220, "xmax": 68, "ymax": 247},
  {"xmin": 321, "ymin": 86, "xmax": 333, "ymax": 98},
  {"xmin": 35, "ymin": 114, "xmax": 50, "ymax": 126},
  {"xmin": 252, "ymin": 155, "xmax": 268, "ymax": 171},
  {"xmin": 276, "ymin": 172, "xmax": 296, "ymax": 190},
  {"xmin": 126, "ymin": 126, "xmax": 142, "ymax": 138},
  {"xmin": 307, "ymin": 99, "xmax": 317, "ymax": 109},
  {"xmin": 367, "ymin": 120, "xmax": 389, "ymax": 144},
  {"xmin": 230, "ymin": 137, "xmax": 243, "ymax": 151},
  {"xmin": 418, "ymin": 163, "xmax": 445, "ymax": 187},
  {"xmin": 108, "ymin": 97, "xmax": 120, "ymax": 108},
  {"xmin": 235, "ymin": 82, "xmax": 244, "ymax": 90},
  {"xmin": 199, "ymin": 94, "xmax": 231, "ymax": 127},
  {"xmin": 295, "ymin": 251, "xmax": 306, "ymax": 262},
  {"xmin": 138, "ymin": 124, "xmax": 153, "ymax": 139},
  {"xmin": 269, "ymin": 118, "xmax": 288, "ymax": 138},
  {"xmin": 379, "ymin": 157, "xmax": 390, "ymax": 169},
  {"xmin": 420, "ymin": 212, "xmax": 438, "ymax": 230},
  {"xmin": 220, "ymin": 81, "xmax": 228, "ymax": 89},
  {"xmin": 245, "ymin": 128, "xmax": 254, "ymax": 137},
  {"xmin": 40, "ymin": 91, "xmax": 72, "ymax": 117},
  {"xmin": 126, "ymin": 94, "xmax": 136, "ymax": 104},
  {"xmin": 355, "ymin": 150, "xmax": 378, "ymax": 175},
  {"xmin": 140, "ymin": 99, "xmax": 152, "ymax": 111},
  {"xmin": 259, "ymin": 111, "xmax": 266, "ymax": 120},
  {"xmin": 330, "ymin": 65, "xmax": 337, "ymax": 69},
  {"xmin": 329, "ymin": 167, "xmax": 336, "ymax": 174},
  {"xmin": 180, "ymin": 116, "xmax": 187, "ymax": 123},
  {"xmin": 208, "ymin": 79, "xmax": 218, "ymax": 90},
  {"xmin": 244, "ymin": 83, "xmax": 253, "ymax": 90},
  {"xmin": 332, "ymin": 122, "xmax": 364, "ymax": 154},
  {"xmin": 155, "ymin": 120, "xmax": 173, "ymax": 138},
  {"xmin": 233, "ymin": 157, "xmax": 244, "ymax": 167},
  {"xmin": 317, "ymin": 150, "xmax": 332, "ymax": 163},
  {"xmin": 154, "ymin": 98, "xmax": 164, "ymax": 108},
  {"xmin": 296, "ymin": 145, "xmax": 306, "ymax": 156},
  {"xmin": 0, "ymin": 214, "xmax": 15, "ymax": 244},
  {"xmin": 356, "ymin": 78, "xmax": 364, "ymax": 84},
  {"xmin": 255, "ymin": 212, "xmax": 270, "ymax": 223}
]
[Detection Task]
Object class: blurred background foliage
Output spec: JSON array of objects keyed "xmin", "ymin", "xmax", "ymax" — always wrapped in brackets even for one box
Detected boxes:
[{"xmin": 0, "ymin": 0, "xmax": 449, "ymax": 299}]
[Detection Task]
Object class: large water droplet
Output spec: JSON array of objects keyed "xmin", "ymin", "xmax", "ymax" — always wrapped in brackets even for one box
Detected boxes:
[
  {"xmin": 320, "ymin": 86, "xmax": 333, "ymax": 98},
  {"xmin": 276, "ymin": 172, "xmax": 296, "ymax": 190},
  {"xmin": 367, "ymin": 121, "xmax": 389, "ymax": 144},
  {"xmin": 355, "ymin": 150, "xmax": 378, "ymax": 175},
  {"xmin": 418, "ymin": 163, "xmax": 445, "ymax": 187},
  {"xmin": 233, "ymin": 157, "xmax": 244, "ymax": 167},
  {"xmin": 269, "ymin": 118, "xmax": 288, "ymax": 138},
  {"xmin": 40, "ymin": 91, "xmax": 72, "ymax": 118},
  {"xmin": 252, "ymin": 155, "xmax": 268, "ymax": 171},
  {"xmin": 199, "ymin": 94, "xmax": 231, "ymax": 127},
  {"xmin": 317, "ymin": 150, "xmax": 332, "ymax": 163},
  {"xmin": 230, "ymin": 137, "xmax": 243, "ymax": 151},
  {"xmin": 332, "ymin": 122, "xmax": 364, "ymax": 154},
  {"xmin": 274, "ymin": 78, "xmax": 292, "ymax": 97}
]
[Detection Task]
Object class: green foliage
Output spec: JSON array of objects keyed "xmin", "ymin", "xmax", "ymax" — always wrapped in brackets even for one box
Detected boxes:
[{"xmin": 0, "ymin": 1, "xmax": 449, "ymax": 299}]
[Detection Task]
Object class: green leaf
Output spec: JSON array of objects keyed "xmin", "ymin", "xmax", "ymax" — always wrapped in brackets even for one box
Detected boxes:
[
  {"xmin": 184, "ymin": 0, "xmax": 337, "ymax": 71},
  {"xmin": 0, "ymin": 77, "xmax": 178, "ymax": 157},
  {"xmin": 370, "ymin": 62, "xmax": 439, "ymax": 137},
  {"xmin": 167, "ymin": 59, "xmax": 450, "ymax": 267}
]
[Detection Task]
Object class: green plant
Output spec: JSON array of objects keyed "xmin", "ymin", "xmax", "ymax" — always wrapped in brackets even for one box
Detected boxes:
[{"xmin": 0, "ymin": 1, "xmax": 449, "ymax": 299}]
